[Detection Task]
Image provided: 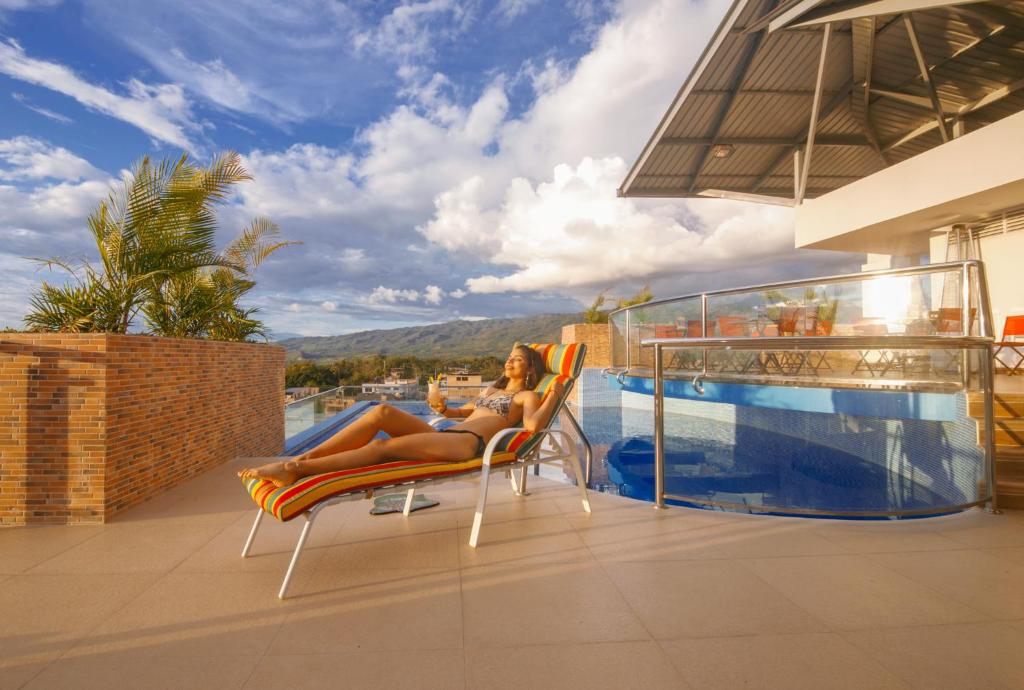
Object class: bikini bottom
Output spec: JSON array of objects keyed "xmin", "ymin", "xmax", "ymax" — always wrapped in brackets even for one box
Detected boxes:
[{"xmin": 439, "ymin": 429, "xmax": 486, "ymax": 457}]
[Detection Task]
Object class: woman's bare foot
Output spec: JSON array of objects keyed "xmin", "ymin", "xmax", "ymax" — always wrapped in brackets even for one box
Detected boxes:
[{"xmin": 238, "ymin": 460, "xmax": 302, "ymax": 487}]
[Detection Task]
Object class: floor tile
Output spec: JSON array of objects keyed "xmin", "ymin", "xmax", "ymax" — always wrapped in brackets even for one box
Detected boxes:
[
  {"xmin": 937, "ymin": 511, "xmax": 1024, "ymax": 548},
  {"xmin": 268, "ymin": 568, "xmax": 463, "ymax": 654},
  {"xmin": 453, "ymin": 496, "xmax": 564, "ymax": 527},
  {"xmin": 317, "ymin": 521, "xmax": 461, "ymax": 570},
  {"xmin": 660, "ymin": 633, "xmax": 910, "ymax": 690},
  {"xmin": 811, "ymin": 524, "xmax": 963, "ymax": 553},
  {"xmin": 458, "ymin": 515, "xmax": 594, "ymax": 567},
  {"xmin": 0, "ymin": 573, "xmax": 161, "ymax": 685},
  {"xmin": 844, "ymin": 622, "xmax": 1024, "ymax": 690},
  {"xmin": 709, "ymin": 519, "xmax": 851, "ymax": 558},
  {"xmin": 246, "ymin": 650, "xmax": 466, "ymax": 689},
  {"xmin": 174, "ymin": 508, "xmax": 344, "ymax": 574},
  {"xmin": 466, "ymin": 641, "xmax": 688, "ymax": 690},
  {"xmin": 743, "ymin": 554, "xmax": 988, "ymax": 630},
  {"xmin": 461, "ymin": 561, "xmax": 649, "ymax": 647},
  {"xmin": 25, "ymin": 517, "xmax": 229, "ymax": 574},
  {"xmin": 69, "ymin": 571, "xmax": 291, "ymax": 657},
  {"xmin": 23, "ymin": 653, "xmax": 258, "ymax": 690},
  {"xmin": 868, "ymin": 549, "xmax": 1024, "ymax": 619},
  {"xmin": 605, "ymin": 560, "xmax": 828, "ymax": 639},
  {"xmin": 0, "ymin": 525, "xmax": 104, "ymax": 574},
  {"xmin": 568, "ymin": 506, "xmax": 728, "ymax": 561}
]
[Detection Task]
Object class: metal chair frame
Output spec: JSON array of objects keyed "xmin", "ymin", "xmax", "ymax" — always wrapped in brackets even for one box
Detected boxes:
[{"xmin": 242, "ymin": 419, "xmax": 592, "ymax": 599}]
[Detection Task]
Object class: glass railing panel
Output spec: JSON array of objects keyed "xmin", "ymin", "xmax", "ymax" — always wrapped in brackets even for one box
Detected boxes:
[
  {"xmin": 628, "ymin": 297, "xmax": 701, "ymax": 370},
  {"xmin": 659, "ymin": 343, "xmax": 969, "ymax": 390},
  {"xmin": 614, "ymin": 344, "xmax": 991, "ymax": 516},
  {"xmin": 610, "ymin": 311, "xmax": 628, "ymax": 369}
]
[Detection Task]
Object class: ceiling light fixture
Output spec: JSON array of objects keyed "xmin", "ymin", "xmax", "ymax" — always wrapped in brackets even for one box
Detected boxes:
[{"xmin": 710, "ymin": 144, "xmax": 735, "ymax": 159}]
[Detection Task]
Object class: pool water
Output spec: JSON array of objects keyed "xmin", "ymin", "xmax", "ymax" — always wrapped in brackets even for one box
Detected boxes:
[
  {"xmin": 286, "ymin": 400, "xmax": 983, "ymax": 518},
  {"xmin": 570, "ymin": 405, "xmax": 980, "ymax": 517}
]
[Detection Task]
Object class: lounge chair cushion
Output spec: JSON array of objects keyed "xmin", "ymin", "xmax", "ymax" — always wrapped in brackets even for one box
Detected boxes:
[
  {"xmin": 244, "ymin": 453, "xmax": 518, "ymax": 522},
  {"xmin": 243, "ymin": 341, "xmax": 587, "ymax": 521}
]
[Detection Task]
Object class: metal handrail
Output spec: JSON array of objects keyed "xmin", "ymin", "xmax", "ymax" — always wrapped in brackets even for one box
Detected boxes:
[
  {"xmin": 285, "ymin": 385, "xmax": 347, "ymax": 407},
  {"xmin": 608, "ymin": 259, "xmax": 988, "ymax": 317},
  {"xmin": 646, "ymin": 335, "xmax": 998, "ymax": 514}
]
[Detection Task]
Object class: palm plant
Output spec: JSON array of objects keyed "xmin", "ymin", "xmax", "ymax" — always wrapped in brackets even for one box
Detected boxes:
[{"xmin": 25, "ymin": 152, "xmax": 296, "ymax": 341}]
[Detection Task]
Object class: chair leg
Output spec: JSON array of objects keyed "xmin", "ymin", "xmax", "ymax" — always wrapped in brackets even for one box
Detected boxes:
[
  {"xmin": 402, "ymin": 488, "xmax": 416, "ymax": 516},
  {"xmin": 565, "ymin": 450, "xmax": 591, "ymax": 513},
  {"xmin": 279, "ymin": 513, "xmax": 317, "ymax": 599},
  {"xmin": 517, "ymin": 465, "xmax": 529, "ymax": 495},
  {"xmin": 241, "ymin": 509, "xmax": 264, "ymax": 558},
  {"xmin": 469, "ymin": 468, "xmax": 493, "ymax": 548}
]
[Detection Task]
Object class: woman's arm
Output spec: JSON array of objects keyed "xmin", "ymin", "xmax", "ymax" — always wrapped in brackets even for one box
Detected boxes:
[{"xmin": 518, "ymin": 380, "xmax": 565, "ymax": 432}]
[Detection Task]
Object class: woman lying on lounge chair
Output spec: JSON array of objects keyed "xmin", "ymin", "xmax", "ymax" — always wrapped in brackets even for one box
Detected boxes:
[{"xmin": 238, "ymin": 344, "xmax": 565, "ymax": 487}]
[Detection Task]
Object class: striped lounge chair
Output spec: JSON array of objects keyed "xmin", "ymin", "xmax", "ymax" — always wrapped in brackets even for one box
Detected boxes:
[{"xmin": 240, "ymin": 342, "xmax": 593, "ymax": 598}]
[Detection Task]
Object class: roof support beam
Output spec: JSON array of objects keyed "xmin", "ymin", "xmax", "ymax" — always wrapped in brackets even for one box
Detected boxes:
[
  {"xmin": 882, "ymin": 77, "xmax": 1024, "ymax": 151},
  {"xmin": 851, "ymin": 16, "xmax": 891, "ymax": 166},
  {"xmin": 750, "ymin": 78, "xmax": 855, "ymax": 194},
  {"xmin": 797, "ymin": 22, "xmax": 832, "ymax": 204},
  {"xmin": 904, "ymin": 14, "xmax": 951, "ymax": 142},
  {"xmin": 871, "ymin": 87, "xmax": 958, "ymax": 113},
  {"xmin": 687, "ymin": 0, "xmax": 779, "ymax": 195},
  {"xmin": 782, "ymin": 0, "xmax": 989, "ymax": 29}
]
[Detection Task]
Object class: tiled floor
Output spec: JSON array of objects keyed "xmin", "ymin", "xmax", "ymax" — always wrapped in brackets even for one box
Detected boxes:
[{"xmin": 3, "ymin": 460, "xmax": 1024, "ymax": 690}]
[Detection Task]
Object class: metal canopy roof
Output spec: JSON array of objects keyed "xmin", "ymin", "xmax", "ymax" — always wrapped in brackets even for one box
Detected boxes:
[{"xmin": 619, "ymin": 0, "xmax": 1024, "ymax": 204}]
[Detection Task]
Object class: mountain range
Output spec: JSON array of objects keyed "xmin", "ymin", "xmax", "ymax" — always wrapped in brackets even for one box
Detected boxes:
[{"xmin": 278, "ymin": 312, "xmax": 583, "ymax": 359}]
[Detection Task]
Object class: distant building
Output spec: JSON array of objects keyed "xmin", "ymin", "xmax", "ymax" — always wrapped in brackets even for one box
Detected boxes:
[
  {"xmin": 284, "ymin": 386, "xmax": 320, "ymax": 404},
  {"xmin": 361, "ymin": 374, "xmax": 419, "ymax": 398},
  {"xmin": 441, "ymin": 370, "xmax": 489, "ymax": 400}
]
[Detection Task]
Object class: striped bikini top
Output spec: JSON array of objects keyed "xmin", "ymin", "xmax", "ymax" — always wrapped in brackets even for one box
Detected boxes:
[{"xmin": 475, "ymin": 389, "xmax": 517, "ymax": 417}]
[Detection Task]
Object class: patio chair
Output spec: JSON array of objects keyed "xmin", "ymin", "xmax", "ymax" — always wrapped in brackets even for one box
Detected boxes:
[
  {"xmin": 239, "ymin": 342, "xmax": 592, "ymax": 598},
  {"xmin": 994, "ymin": 315, "xmax": 1024, "ymax": 375}
]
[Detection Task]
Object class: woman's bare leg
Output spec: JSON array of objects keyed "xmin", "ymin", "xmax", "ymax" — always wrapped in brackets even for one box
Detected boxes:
[
  {"xmin": 239, "ymin": 431, "xmax": 478, "ymax": 487},
  {"xmin": 302, "ymin": 404, "xmax": 434, "ymax": 460}
]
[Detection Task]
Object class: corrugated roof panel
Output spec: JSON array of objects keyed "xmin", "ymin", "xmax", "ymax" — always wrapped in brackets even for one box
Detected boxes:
[{"xmin": 621, "ymin": 0, "xmax": 1024, "ymax": 199}]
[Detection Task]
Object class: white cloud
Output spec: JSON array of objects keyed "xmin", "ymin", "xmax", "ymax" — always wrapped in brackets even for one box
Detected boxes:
[
  {"xmin": 238, "ymin": 144, "xmax": 358, "ymax": 218},
  {"xmin": 0, "ymin": 136, "xmax": 103, "ymax": 181},
  {"xmin": 0, "ymin": 0, "xmax": 62, "ymax": 10},
  {"xmin": 442, "ymin": 156, "xmax": 795, "ymax": 294},
  {"xmin": 449, "ymin": 288, "xmax": 466, "ymax": 299},
  {"xmin": 12, "ymin": 93, "xmax": 73, "ymax": 124},
  {"xmin": 288, "ymin": 302, "xmax": 301, "ymax": 312},
  {"xmin": 0, "ymin": 39, "xmax": 201, "ymax": 152},
  {"xmin": 365, "ymin": 286, "xmax": 421, "ymax": 304},
  {"xmin": 495, "ymin": 0, "xmax": 540, "ymax": 22},
  {"xmin": 423, "ymin": 284, "xmax": 444, "ymax": 304},
  {"xmin": 320, "ymin": 300, "xmax": 337, "ymax": 311},
  {"xmin": 354, "ymin": 0, "xmax": 471, "ymax": 65}
]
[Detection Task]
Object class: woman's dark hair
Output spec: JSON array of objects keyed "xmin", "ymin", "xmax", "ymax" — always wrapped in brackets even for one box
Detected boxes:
[{"xmin": 494, "ymin": 344, "xmax": 547, "ymax": 390}]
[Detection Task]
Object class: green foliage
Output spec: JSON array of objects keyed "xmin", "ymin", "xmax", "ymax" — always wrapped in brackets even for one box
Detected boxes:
[
  {"xmin": 285, "ymin": 355, "xmax": 506, "ymax": 389},
  {"xmin": 584, "ymin": 291, "xmax": 609, "ymax": 324},
  {"xmin": 24, "ymin": 152, "xmax": 297, "ymax": 341},
  {"xmin": 616, "ymin": 284, "xmax": 653, "ymax": 310}
]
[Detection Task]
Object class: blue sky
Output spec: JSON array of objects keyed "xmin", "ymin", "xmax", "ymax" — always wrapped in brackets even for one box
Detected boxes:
[{"xmin": 0, "ymin": 0, "xmax": 859, "ymax": 337}]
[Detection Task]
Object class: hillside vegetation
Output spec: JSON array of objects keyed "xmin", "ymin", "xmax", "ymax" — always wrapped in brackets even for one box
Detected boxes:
[{"xmin": 280, "ymin": 312, "xmax": 582, "ymax": 360}]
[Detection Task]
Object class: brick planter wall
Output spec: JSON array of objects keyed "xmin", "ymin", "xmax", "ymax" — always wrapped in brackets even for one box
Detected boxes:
[
  {"xmin": 561, "ymin": 323, "xmax": 612, "ymax": 404},
  {"xmin": 0, "ymin": 334, "xmax": 284, "ymax": 526}
]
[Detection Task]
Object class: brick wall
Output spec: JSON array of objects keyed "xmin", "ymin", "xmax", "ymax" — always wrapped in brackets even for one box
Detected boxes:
[
  {"xmin": 0, "ymin": 334, "xmax": 284, "ymax": 525},
  {"xmin": 561, "ymin": 323, "xmax": 611, "ymax": 368},
  {"xmin": 561, "ymin": 323, "xmax": 612, "ymax": 404}
]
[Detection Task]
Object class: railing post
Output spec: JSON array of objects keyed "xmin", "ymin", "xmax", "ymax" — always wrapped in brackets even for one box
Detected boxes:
[
  {"xmin": 625, "ymin": 309, "xmax": 632, "ymax": 371},
  {"xmin": 981, "ymin": 344, "xmax": 1000, "ymax": 513},
  {"xmin": 960, "ymin": 262, "xmax": 972, "ymax": 388},
  {"xmin": 654, "ymin": 343, "xmax": 666, "ymax": 510},
  {"xmin": 700, "ymin": 293, "xmax": 709, "ymax": 377}
]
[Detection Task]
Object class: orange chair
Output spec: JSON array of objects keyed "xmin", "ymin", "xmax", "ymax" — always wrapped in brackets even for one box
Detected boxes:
[{"xmin": 994, "ymin": 316, "xmax": 1024, "ymax": 375}]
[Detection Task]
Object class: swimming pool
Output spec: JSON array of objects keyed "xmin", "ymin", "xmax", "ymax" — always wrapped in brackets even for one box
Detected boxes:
[{"xmin": 285, "ymin": 393, "xmax": 986, "ymax": 519}]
